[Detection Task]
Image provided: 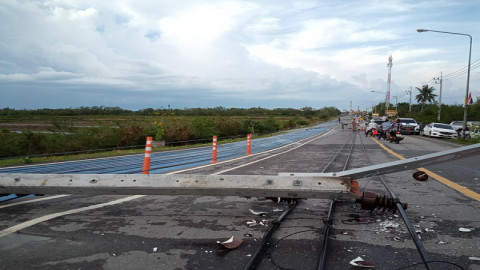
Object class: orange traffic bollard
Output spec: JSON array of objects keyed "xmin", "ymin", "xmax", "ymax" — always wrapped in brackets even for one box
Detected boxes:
[
  {"xmin": 211, "ymin": 136, "xmax": 218, "ymax": 163},
  {"xmin": 247, "ymin": 134, "xmax": 252, "ymax": 155},
  {"xmin": 142, "ymin": 136, "xmax": 153, "ymax": 174}
]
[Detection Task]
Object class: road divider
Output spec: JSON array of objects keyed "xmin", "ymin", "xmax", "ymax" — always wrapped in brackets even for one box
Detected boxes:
[
  {"xmin": 142, "ymin": 137, "xmax": 153, "ymax": 174},
  {"xmin": 211, "ymin": 136, "xmax": 218, "ymax": 163}
]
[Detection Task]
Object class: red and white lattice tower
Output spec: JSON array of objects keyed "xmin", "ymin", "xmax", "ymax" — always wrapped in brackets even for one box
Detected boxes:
[{"xmin": 386, "ymin": 55, "xmax": 392, "ymax": 113}]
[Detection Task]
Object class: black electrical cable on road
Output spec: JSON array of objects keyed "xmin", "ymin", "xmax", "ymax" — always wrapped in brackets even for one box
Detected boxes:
[
  {"xmin": 358, "ymin": 133, "xmax": 433, "ymax": 270},
  {"xmin": 243, "ymin": 201, "xmax": 298, "ymax": 270},
  {"xmin": 316, "ymin": 199, "xmax": 336, "ymax": 270},
  {"xmin": 376, "ymin": 174, "xmax": 433, "ymax": 270}
]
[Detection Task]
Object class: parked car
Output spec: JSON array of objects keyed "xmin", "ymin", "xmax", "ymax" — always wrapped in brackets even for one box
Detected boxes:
[
  {"xmin": 398, "ymin": 118, "xmax": 420, "ymax": 135},
  {"xmin": 465, "ymin": 126, "xmax": 480, "ymax": 140},
  {"xmin": 449, "ymin": 121, "xmax": 480, "ymax": 133},
  {"xmin": 421, "ymin": 123, "xmax": 458, "ymax": 139}
]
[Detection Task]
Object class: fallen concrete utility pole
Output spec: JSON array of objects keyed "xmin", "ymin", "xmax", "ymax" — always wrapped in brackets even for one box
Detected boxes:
[
  {"xmin": 280, "ymin": 143, "xmax": 480, "ymax": 178},
  {"xmin": 1, "ymin": 143, "xmax": 478, "ymax": 199},
  {"xmin": 0, "ymin": 174, "xmax": 356, "ymax": 200}
]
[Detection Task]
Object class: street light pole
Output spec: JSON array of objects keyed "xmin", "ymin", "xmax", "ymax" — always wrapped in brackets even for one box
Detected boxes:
[
  {"xmin": 434, "ymin": 72, "xmax": 443, "ymax": 121},
  {"xmin": 417, "ymin": 29, "xmax": 472, "ymax": 137}
]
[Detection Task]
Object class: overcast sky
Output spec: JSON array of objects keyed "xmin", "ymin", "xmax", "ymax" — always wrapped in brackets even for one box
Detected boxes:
[{"xmin": 1, "ymin": 0, "xmax": 479, "ymax": 111}]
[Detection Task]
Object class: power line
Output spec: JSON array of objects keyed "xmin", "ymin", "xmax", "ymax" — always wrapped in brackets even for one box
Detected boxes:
[{"xmin": 442, "ymin": 57, "xmax": 480, "ymax": 80}]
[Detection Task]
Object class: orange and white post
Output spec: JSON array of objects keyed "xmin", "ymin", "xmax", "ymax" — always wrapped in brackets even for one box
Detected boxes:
[
  {"xmin": 211, "ymin": 136, "xmax": 218, "ymax": 163},
  {"xmin": 142, "ymin": 136, "xmax": 153, "ymax": 174},
  {"xmin": 246, "ymin": 134, "xmax": 252, "ymax": 155}
]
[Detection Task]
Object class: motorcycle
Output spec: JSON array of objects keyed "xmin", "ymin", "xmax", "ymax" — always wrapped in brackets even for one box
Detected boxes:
[{"xmin": 388, "ymin": 131, "xmax": 404, "ymax": 144}]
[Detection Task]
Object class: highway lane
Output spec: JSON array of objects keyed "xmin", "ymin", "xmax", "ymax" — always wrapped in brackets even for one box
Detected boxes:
[
  {"xmin": 374, "ymin": 133, "xmax": 480, "ymax": 196},
  {"xmin": 0, "ymin": 122, "xmax": 336, "ymax": 175}
]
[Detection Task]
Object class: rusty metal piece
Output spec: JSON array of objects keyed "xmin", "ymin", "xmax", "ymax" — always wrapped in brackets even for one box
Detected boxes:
[
  {"xmin": 350, "ymin": 180, "xmax": 361, "ymax": 197},
  {"xmin": 356, "ymin": 192, "xmax": 408, "ymax": 212},
  {"xmin": 217, "ymin": 236, "xmax": 243, "ymax": 249},
  {"xmin": 413, "ymin": 171, "xmax": 429, "ymax": 181}
]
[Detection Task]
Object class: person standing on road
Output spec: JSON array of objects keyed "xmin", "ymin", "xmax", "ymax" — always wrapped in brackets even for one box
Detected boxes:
[{"xmin": 352, "ymin": 118, "xmax": 357, "ymax": 131}]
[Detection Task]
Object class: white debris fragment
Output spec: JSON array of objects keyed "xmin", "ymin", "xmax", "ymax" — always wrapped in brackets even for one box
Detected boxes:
[
  {"xmin": 438, "ymin": 241, "xmax": 447, "ymax": 245},
  {"xmin": 246, "ymin": 254, "xmax": 252, "ymax": 257},
  {"xmin": 217, "ymin": 236, "xmax": 234, "ymax": 244},
  {"xmin": 459, "ymin": 227, "xmax": 474, "ymax": 232},
  {"xmin": 249, "ymin": 209, "xmax": 267, "ymax": 216},
  {"xmin": 349, "ymin": 256, "xmax": 374, "ymax": 268},
  {"xmin": 379, "ymin": 221, "xmax": 400, "ymax": 232},
  {"xmin": 247, "ymin": 220, "xmax": 257, "ymax": 226},
  {"xmin": 393, "ymin": 236, "xmax": 402, "ymax": 242},
  {"xmin": 469, "ymin": 257, "xmax": 480, "ymax": 261},
  {"xmin": 273, "ymin": 208, "xmax": 283, "ymax": 212},
  {"xmin": 153, "ymin": 247, "xmax": 158, "ymax": 252}
]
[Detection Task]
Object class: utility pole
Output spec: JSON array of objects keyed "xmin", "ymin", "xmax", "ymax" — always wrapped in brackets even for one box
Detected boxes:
[
  {"xmin": 434, "ymin": 72, "xmax": 443, "ymax": 121},
  {"xmin": 386, "ymin": 55, "xmax": 393, "ymax": 115},
  {"xmin": 393, "ymin": 95, "xmax": 398, "ymax": 115},
  {"xmin": 405, "ymin": 86, "xmax": 412, "ymax": 112}
]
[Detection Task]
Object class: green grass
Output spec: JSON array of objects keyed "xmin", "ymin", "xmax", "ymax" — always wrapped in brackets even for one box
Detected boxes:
[{"xmin": 449, "ymin": 137, "xmax": 480, "ymax": 145}]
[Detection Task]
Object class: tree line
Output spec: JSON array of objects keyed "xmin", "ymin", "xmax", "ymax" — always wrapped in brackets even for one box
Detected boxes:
[
  {"xmin": 373, "ymin": 84, "xmax": 480, "ymax": 124},
  {"xmin": 0, "ymin": 106, "xmax": 340, "ymax": 118},
  {"xmin": 0, "ymin": 106, "xmax": 341, "ymax": 159}
]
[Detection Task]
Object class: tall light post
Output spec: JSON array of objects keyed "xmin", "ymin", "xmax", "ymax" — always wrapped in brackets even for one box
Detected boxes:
[{"xmin": 417, "ymin": 29, "xmax": 472, "ymax": 138}]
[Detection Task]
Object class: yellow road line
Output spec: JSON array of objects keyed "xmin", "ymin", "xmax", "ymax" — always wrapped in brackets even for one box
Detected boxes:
[{"xmin": 371, "ymin": 137, "xmax": 480, "ymax": 202}]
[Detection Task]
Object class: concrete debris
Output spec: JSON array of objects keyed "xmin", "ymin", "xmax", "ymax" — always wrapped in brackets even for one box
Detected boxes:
[
  {"xmin": 379, "ymin": 221, "xmax": 400, "ymax": 232},
  {"xmin": 349, "ymin": 256, "xmax": 374, "ymax": 268},
  {"xmin": 273, "ymin": 208, "xmax": 284, "ymax": 212},
  {"xmin": 153, "ymin": 247, "xmax": 158, "ymax": 252},
  {"xmin": 469, "ymin": 257, "xmax": 480, "ymax": 261},
  {"xmin": 217, "ymin": 236, "xmax": 243, "ymax": 249},
  {"xmin": 247, "ymin": 220, "xmax": 257, "ymax": 226},
  {"xmin": 438, "ymin": 241, "xmax": 447, "ymax": 245},
  {"xmin": 393, "ymin": 236, "xmax": 403, "ymax": 242},
  {"xmin": 459, "ymin": 227, "xmax": 474, "ymax": 232},
  {"xmin": 243, "ymin": 233, "xmax": 253, "ymax": 237},
  {"xmin": 246, "ymin": 219, "xmax": 268, "ymax": 227},
  {"xmin": 249, "ymin": 209, "xmax": 267, "ymax": 216}
]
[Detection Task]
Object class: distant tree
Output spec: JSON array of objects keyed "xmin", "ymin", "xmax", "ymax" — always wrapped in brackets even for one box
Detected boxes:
[{"xmin": 415, "ymin": 85, "xmax": 437, "ymax": 111}]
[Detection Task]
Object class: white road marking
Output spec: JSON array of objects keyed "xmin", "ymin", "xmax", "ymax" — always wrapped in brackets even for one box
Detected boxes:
[{"xmin": 0, "ymin": 195, "xmax": 145, "ymax": 238}]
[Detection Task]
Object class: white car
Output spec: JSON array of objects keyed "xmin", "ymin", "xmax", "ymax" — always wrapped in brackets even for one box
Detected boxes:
[
  {"xmin": 449, "ymin": 121, "xmax": 480, "ymax": 132},
  {"xmin": 421, "ymin": 123, "xmax": 458, "ymax": 139}
]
